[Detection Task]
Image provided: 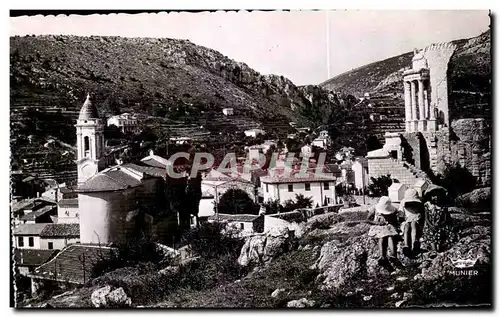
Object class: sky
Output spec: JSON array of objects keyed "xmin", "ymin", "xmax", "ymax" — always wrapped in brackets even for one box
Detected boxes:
[{"xmin": 10, "ymin": 10, "xmax": 490, "ymax": 86}]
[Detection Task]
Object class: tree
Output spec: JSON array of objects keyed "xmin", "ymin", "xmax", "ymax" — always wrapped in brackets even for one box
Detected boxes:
[
  {"xmin": 294, "ymin": 193, "xmax": 313, "ymax": 209},
  {"xmin": 367, "ymin": 174, "xmax": 393, "ymax": 197},
  {"xmin": 263, "ymin": 198, "xmax": 281, "ymax": 214},
  {"xmin": 185, "ymin": 172, "xmax": 202, "ymax": 227},
  {"xmin": 218, "ymin": 188, "xmax": 256, "ymax": 215}
]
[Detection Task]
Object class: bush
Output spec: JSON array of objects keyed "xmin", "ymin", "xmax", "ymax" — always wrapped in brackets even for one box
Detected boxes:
[
  {"xmin": 367, "ymin": 174, "xmax": 393, "ymax": 197},
  {"xmin": 218, "ymin": 188, "xmax": 257, "ymax": 215},
  {"xmin": 181, "ymin": 222, "xmax": 244, "ymax": 259},
  {"xmin": 90, "ymin": 236, "xmax": 166, "ymax": 278}
]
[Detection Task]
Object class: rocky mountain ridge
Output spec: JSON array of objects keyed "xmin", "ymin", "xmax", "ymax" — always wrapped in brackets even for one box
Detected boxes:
[{"xmin": 320, "ymin": 30, "xmax": 491, "ymax": 122}]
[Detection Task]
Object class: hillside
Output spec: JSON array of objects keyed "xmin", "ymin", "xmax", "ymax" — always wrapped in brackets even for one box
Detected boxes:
[
  {"xmin": 320, "ymin": 30, "xmax": 491, "ymax": 122},
  {"xmin": 22, "ymin": 204, "xmax": 491, "ymax": 308},
  {"xmin": 10, "ymin": 35, "xmax": 356, "ymax": 139},
  {"xmin": 10, "ymin": 35, "xmax": 359, "ymax": 179}
]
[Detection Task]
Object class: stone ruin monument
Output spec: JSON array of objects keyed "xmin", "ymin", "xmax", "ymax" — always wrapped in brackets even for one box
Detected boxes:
[{"xmin": 367, "ymin": 42, "xmax": 491, "ymax": 187}]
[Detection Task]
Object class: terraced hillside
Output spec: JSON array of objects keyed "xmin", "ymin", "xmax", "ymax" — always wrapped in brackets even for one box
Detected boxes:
[{"xmin": 10, "ymin": 35, "xmax": 360, "ymax": 181}]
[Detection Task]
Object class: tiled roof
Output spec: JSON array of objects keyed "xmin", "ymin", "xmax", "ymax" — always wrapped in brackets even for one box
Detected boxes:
[
  {"xmin": 14, "ymin": 249, "xmax": 58, "ymax": 267},
  {"xmin": 141, "ymin": 157, "xmax": 167, "ymax": 168},
  {"xmin": 58, "ymin": 198, "xmax": 79, "ymax": 207},
  {"xmin": 19, "ymin": 205, "xmax": 57, "ymax": 221},
  {"xmin": 141, "ymin": 154, "xmax": 171, "ymax": 168},
  {"xmin": 76, "ymin": 168, "xmax": 142, "ymax": 193},
  {"xmin": 123, "ymin": 163, "xmax": 165, "ymax": 178},
  {"xmin": 30, "ymin": 244, "xmax": 117, "ymax": 284},
  {"xmin": 40, "ymin": 223, "xmax": 80, "ymax": 238},
  {"xmin": 261, "ymin": 168, "xmax": 336, "ymax": 184},
  {"xmin": 13, "ymin": 223, "xmax": 48, "ymax": 236},
  {"xmin": 11, "ymin": 198, "xmax": 56, "ymax": 214},
  {"xmin": 208, "ymin": 213, "xmax": 260, "ymax": 222}
]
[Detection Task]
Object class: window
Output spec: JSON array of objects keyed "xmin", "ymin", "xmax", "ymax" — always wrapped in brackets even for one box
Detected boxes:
[
  {"xmin": 48, "ymin": 242, "xmax": 53, "ymax": 250},
  {"xmin": 84, "ymin": 136, "xmax": 90, "ymax": 153},
  {"xmin": 28, "ymin": 237, "xmax": 34, "ymax": 247},
  {"xmin": 240, "ymin": 223, "xmax": 245, "ymax": 230},
  {"xmin": 265, "ymin": 184, "xmax": 269, "ymax": 193},
  {"xmin": 18, "ymin": 237, "xmax": 24, "ymax": 247},
  {"xmin": 324, "ymin": 182, "xmax": 330, "ymax": 190},
  {"xmin": 305, "ymin": 183, "xmax": 311, "ymax": 191},
  {"xmin": 288, "ymin": 184, "xmax": 293, "ymax": 192}
]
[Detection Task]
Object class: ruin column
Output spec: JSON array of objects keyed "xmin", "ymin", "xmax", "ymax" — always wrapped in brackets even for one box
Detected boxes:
[
  {"xmin": 404, "ymin": 81, "xmax": 412, "ymax": 132},
  {"xmin": 410, "ymin": 80, "xmax": 418, "ymax": 132},
  {"xmin": 418, "ymin": 79, "xmax": 426, "ymax": 131},
  {"xmin": 427, "ymin": 80, "xmax": 437, "ymax": 132}
]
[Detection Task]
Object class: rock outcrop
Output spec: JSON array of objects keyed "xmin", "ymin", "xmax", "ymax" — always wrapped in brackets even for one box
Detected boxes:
[
  {"xmin": 238, "ymin": 227, "xmax": 294, "ymax": 267},
  {"xmin": 90, "ymin": 285, "xmax": 132, "ymax": 308}
]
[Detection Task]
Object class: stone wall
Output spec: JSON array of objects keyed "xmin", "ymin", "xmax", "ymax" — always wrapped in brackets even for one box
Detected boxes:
[{"xmin": 400, "ymin": 119, "xmax": 491, "ymax": 186}]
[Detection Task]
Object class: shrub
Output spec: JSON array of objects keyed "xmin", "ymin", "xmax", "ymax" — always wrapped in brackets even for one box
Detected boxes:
[
  {"xmin": 218, "ymin": 188, "xmax": 257, "ymax": 215},
  {"xmin": 367, "ymin": 174, "xmax": 392, "ymax": 197},
  {"xmin": 90, "ymin": 236, "xmax": 166, "ymax": 278},
  {"xmin": 181, "ymin": 222, "xmax": 244, "ymax": 259}
]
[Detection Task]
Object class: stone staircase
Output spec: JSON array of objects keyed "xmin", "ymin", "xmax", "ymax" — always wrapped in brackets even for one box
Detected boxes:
[
  {"xmin": 368, "ymin": 155, "xmax": 430, "ymax": 188},
  {"xmin": 387, "ymin": 158, "xmax": 431, "ymax": 187}
]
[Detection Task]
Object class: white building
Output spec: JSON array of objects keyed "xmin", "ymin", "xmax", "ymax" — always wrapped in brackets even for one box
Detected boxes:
[
  {"xmin": 208, "ymin": 214, "xmax": 264, "ymax": 236},
  {"xmin": 39, "ymin": 223, "xmax": 80, "ymax": 250},
  {"xmin": 74, "ymin": 95, "xmax": 169, "ymax": 245},
  {"xmin": 260, "ymin": 168, "xmax": 337, "ymax": 207},
  {"xmin": 351, "ymin": 158, "xmax": 369, "ymax": 190},
  {"xmin": 244, "ymin": 128, "xmax": 266, "ymax": 138},
  {"xmin": 222, "ymin": 108, "xmax": 234, "ymax": 116},
  {"xmin": 312, "ymin": 138, "xmax": 328, "ymax": 149},
  {"xmin": 170, "ymin": 136, "xmax": 192, "ymax": 145},
  {"xmin": 107, "ymin": 113, "xmax": 140, "ymax": 134},
  {"xmin": 57, "ymin": 198, "xmax": 79, "ymax": 224},
  {"xmin": 301, "ymin": 144, "xmax": 312, "ymax": 156},
  {"xmin": 318, "ymin": 130, "xmax": 329, "ymax": 139},
  {"xmin": 13, "ymin": 224, "xmax": 47, "ymax": 249}
]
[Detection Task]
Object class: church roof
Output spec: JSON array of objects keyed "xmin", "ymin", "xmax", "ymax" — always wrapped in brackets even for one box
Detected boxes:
[
  {"xmin": 122, "ymin": 163, "xmax": 166, "ymax": 178},
  {"xmin": 76, "ymin": 169, "xmax": 142, "ymax": 193},
  {"xmin": 78, "ymin": 94, "xmax": 100, "ymax": 120}
]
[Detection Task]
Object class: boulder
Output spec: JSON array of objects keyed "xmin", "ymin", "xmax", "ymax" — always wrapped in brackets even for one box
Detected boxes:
[
  {"xmin": 271, "ymin": 288, "xmax": 286, "ymax": 298},
  {"xmin": 455, "ymin": 187, "xmax": 491, "ymax": 211},
  {"xmin": 286, "ymin": 298, "xmax": 316, "ymax": 308},
  {"xmin": 419, "ymin": 227, "xmax": 490, "ymax": 280},
  {"xmin": 105, "ymin": 287, "xmax": 132, "ymax": 307},
  {"xmin": 238, "ymin": 227, "xmax": 293, "ymax": 266},
  {"xmin": 303, "ymin": 212, "xmax": 344, "ymax": 232},
  {"xmin": 315, "ymin": 235, "xmax": 380, "ymax": 291},
  {"xmin": 91, "ymin": 285, "xmax": 111, "ymax": 308}
]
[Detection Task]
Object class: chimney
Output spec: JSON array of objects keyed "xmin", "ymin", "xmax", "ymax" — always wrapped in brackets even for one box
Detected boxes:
[{"xmin": 149, "ymin": 149, "xmax": 154, "ymax": 156}]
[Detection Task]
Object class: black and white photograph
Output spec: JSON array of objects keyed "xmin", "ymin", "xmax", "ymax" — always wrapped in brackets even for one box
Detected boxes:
[{"xmin": 8, "ymin": 8, "xmax": 492, "ymax": 309}]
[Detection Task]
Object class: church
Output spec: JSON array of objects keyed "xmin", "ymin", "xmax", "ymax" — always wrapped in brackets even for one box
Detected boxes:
[{"xmin": 74, "ymin": 94, "xmax": 171, "ymax": 245}]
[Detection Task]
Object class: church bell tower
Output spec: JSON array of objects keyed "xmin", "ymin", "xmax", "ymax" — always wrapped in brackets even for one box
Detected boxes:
[{"xmin": 75, "ymin": 94, "xmax": 106, "ymax": 184}]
